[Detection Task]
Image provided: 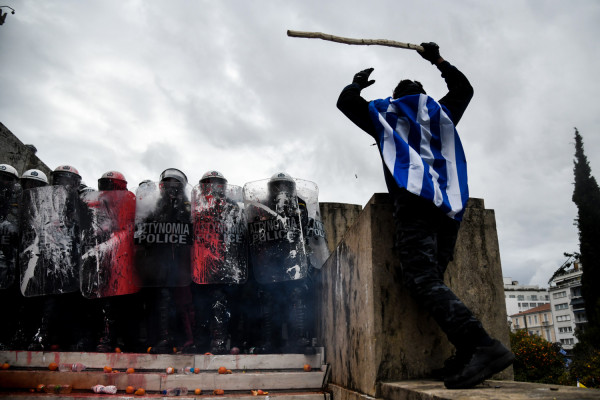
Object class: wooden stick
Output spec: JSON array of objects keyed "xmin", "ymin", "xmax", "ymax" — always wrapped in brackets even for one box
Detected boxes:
[{"xmin": 287, "ymin": 30, "xmax": 424, "ymax": 52}]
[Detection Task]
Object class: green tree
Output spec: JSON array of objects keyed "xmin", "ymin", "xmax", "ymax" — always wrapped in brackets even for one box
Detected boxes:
[
  {"xmin": 572, "ymin": 128, "xmax": 600, "ymax": 347},
  {"xmin": 510, "ymin": 330, "xmax": 566, "ymax": 384}
]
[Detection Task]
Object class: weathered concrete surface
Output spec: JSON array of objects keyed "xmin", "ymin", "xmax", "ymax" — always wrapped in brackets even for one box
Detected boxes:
[
  {"xmin": 0, "ymin": 122, "xmax": 51, "ymax": 176},
  {"xmin": 320, "ymin": 202, "xmax": 363, "ymax": 254},
  {"xmin": 318, "ymin": 194, "xmax": 512, "ymax": 398},
  {"xmin": 380, "ymin": 380, "xmax": 600, "ymax": 400}
]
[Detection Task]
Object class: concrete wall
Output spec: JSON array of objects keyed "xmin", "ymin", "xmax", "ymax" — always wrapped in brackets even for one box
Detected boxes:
[
  {"xmin": 318, "ymin": 193, "xmax": 512, "ymax": 398},
  {"xmin": 0, "ymin": 122, "xmax": 51, "ymax": 177}
]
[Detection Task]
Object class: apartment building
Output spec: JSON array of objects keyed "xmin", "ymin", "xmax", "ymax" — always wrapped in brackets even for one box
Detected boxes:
[
  {"xmin": 510, "ymin": 303, "xmax": 555, "ymax": 342},
  {"xmin": 504, "ymin": 277, "xmax": 550, "ymax": 322},
  {"xmin": 548, "ymin": 262, "xmax": 586, "ymax": 350}
]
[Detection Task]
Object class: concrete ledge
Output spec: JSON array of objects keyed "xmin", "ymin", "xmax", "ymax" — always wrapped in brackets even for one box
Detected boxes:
[{"xmin": 380, "ymin": 380, "xmax": 599, "ymax": 400}]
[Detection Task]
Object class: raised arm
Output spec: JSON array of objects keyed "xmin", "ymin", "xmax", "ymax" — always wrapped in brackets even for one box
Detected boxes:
[{"xmin": 418, "ymin": 42, "xmax": 474, "ymax": 125}]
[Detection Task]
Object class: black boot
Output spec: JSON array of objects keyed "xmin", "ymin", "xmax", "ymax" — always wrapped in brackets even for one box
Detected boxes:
[
  {"xmin": 150, "ymin": 288, "xmax": 173, "ymax": 354},
  {"xmin": 253, "ymin": 288, "xmax": 274, "ymax": 354},
  {"xmin": 209, "ymin": 290, "xmax": 230, "ymax": 354},
  {"xmin": 287, "ymin": 286, "xmax": 312, "ymax": 354},
  {"xmin": 96, "ymin": 301, "xmax": 115, "ymax": 352}
]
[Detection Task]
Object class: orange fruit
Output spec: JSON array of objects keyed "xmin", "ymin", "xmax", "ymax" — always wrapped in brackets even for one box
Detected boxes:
[
  {"xmin": 36, "ymin": 384, "xmax": 45, "ymax": 392},
  {"xmin": 166, "ymin": 366, "xmax": 175, "ymax": 374},
  {"xmin": 303, "ymin": 364, "xmax": 312, "ymax": 372},
  {"xmin": 48, "ymin": 362, "xmax": 58, "ymax": 371},
  {"xmin": 126, "ymin": 367, "xmax": 135, "ymax": 374},
  {"xmin": 226, "ymin": 369, "xmax": 232, "ymax": 374},
  {"xmin": 213, "ymin": 389, "xmax": 225, "ymax": 395},
  {"xmin": 257, "ymin": 389, "xmax": 269, "ymax": 395},
  {"xmin": 134, "ymin": 387, "xmax": 146, "ymax": 396},
  {"xmin": 251, "ymin": 390, "xmax": 258, "ymax": 396},
  {"xmin": 218, "ymin": 366, "xmax": 227, "ymax": 374},
  {"xmin": 112, "ymin": 369, "xmax": 120, "ymax": 373},
  {"xmin": 204, "ymin": 352, "xmax": 213, "ymax": 355},
  {"xmin": 126, "ymin": 386, "xmax": 135, "ymax": 394},
  {"xmin": 115, "ymin": 347, "xmax": 122, "ymax": 353},
  {"xmin": 147, "ymin": 347, "xmax": 152, "ymax": 353},
  {"xmin": 195, "ymin": 388, "xmax": 202, "ymax": 395},
  {"xmin": 1, "ymin": 363, "xmax": 9, "ymax": 370},
  {"xmin": 194, "ymin": 368, "xmax": 200, "ymax": 374},
  {"xmin": 103, "ymin": 366, "xmax": 112, "ymax": 373}
]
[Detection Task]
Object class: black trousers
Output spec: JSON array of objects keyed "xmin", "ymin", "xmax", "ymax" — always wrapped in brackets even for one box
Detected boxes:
[{"xmin": 392, "ymin": 190, "xmax": 489, "ymax": 351}]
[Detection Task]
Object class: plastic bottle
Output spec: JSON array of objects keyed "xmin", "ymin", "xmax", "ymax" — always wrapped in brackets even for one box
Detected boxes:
[
  {"xmin": 162, "ymin": 387, "xmax": 189, "ymax": 396},
  {"xmin": 71, "ymin": 362, "xmax": 86, "ymax": 372},
  {"xmin": 92, "ymin": 385, "xmax": 118, "ymax": 394},
  {"xmin": 179, "ymin": 366, "xmax": 196, "ymax": 374},
  {"xmin": 58, "ymin": 363, "xmax": 86, "ymax": 372}
]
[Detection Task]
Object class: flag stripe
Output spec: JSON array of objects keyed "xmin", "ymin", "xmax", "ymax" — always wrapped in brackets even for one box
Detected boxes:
[{"xmin": 369, "ymin": 94, "xmax": 468, "ymax": 220}]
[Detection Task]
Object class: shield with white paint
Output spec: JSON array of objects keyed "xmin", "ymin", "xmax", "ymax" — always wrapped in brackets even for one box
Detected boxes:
[
  {"xmin": 295, "ymin": 179, "xmax": 330, "ymax": 269},
  {"xmin": 191, "ymin": 183, "xmax": 248, "ymax": 284},
  {"xmin": 80, "ymin": 190, "xmax": 139, "ymax": 298},
  {"xmin": 19, "ymin": 185, "xmax": 81, "ymax": 296},
  {"xmin": 0, "ymin": 183, "xmax": 21, "ymax": 289},
  {"xmin": 243, "ymin": 178, "xmax": 308, "ymax": 284},
  {"xmin": 133, "ymin": 181, "xmax": 193, "ymax": 287}
]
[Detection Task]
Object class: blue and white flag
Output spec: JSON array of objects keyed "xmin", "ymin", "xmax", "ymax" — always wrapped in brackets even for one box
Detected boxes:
[{"xmin": 369, "ymin": 94, "xmax": 469, "ymax": 220}]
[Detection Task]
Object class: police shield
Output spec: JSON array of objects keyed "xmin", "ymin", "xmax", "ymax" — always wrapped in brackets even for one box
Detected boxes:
[
  {"xmin": 134, "ymin": 181, "xmax": 193, "ymax": 287},
  {"xmin": 295, "ymin": 179, "xmax": 330, "ymax": 269},
  {"xmin": 0, "ymin": 183, "xmax": 21, "ymax": 289},
  {"xmin": 19, "ymin": 185, "xmax": 81, "ymax": 296},
  {"xmin": 80, "ymin": 190, "xmax": 139, "ymax": 298},
  {"xmin": 243, "ymin": 178, "xmax": 308, "ymax": 284},
  {"xmin": 191, "ymin": 183, "xmax": 248, "ymax": 284}
]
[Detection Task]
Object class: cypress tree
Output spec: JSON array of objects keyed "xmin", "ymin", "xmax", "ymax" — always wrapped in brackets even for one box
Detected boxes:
[{"xmin": 572, "ymin": 128, "xmax": 600, "ymax": 346}]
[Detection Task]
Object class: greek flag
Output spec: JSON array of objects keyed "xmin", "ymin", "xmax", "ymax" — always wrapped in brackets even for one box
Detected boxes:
[{"xmin": 369, "ymin": 94, "xmax": 469, "ymax": 220}]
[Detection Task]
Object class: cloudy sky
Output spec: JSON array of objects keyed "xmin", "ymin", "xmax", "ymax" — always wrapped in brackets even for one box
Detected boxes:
[{"xmin": 1, "ymin": 1, "xmax": 599, "ymax": 288}]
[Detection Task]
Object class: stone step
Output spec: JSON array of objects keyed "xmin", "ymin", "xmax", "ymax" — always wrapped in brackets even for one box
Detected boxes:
[
  {"xmin": 0, "ymin": 350, "xmax": 324, "ymax": 371},
  {"xmin": 0, "ymin": 390, "xmax": 331, "ymax": 399},
  {"xmin": 0, "ymin": 350, "xmax": 329, "ymax": 397}
]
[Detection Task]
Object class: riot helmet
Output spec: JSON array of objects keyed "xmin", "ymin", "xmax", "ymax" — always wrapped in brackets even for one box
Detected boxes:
[
  {"xmin": 268, "ymin": 172, "xmax": 296, "ymax": 196},
  {"xmin": 393, "ymin": 79, "xmax": 426, "ymax": 99},
  {"xmin": 268, "ymin": 172, "xmax": 297, "ymax": 215},
  {"xmin": 98, "ymin": 170, "xmax": 127, "ymax": 191},
  {"xmin": 159, "ymin": 168, "xmax": 187, "ymax": 199},
  {"xmin": 78, "ymin": 182, "xmax": 95, "ymax": 195},
  {"xmin": 21, "ymin": 169, "xmax": 49, "ymax": 190},
  {"xmin": 0, "ymin": 164, "xmax": 19, "ymax": 186},
  {"xmin": 51, "ymin": 165, "xmax": 82, "ymax": 188},
  {"xmin": 200, "ymin": 170, "xmax": 227, "ymax": 197},
  {"xmin": 200, "ymin": 170, "xmax": 227, "ymax": 185}
]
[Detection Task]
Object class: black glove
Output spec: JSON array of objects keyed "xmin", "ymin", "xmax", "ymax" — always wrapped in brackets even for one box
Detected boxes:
[
  {"xmin": 418, "ymin": 42, "xmax": 441, "ymax": 64},
  {"xmin": 352, "ymin": 68, "xmax": 375, "ymax": 90}
]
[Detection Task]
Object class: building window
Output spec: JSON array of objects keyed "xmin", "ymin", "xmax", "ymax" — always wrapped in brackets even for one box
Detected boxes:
[
  {"xmin": 555, "ymin": 303, "xmax": 568, "ymax": 311},
  {"xmin": 558, "ymin": 327, "xmax": 573, "ymax": 333},
  {"xmin": 553, "ymin": 291, "xmax": 567, "ymax": 299},
  {"xmin": 528, "ymin": 316, "xmax": 532, "ymax": 325},
  {"xmin": 509, "ymin": 295, "xmax": 515, "ymax": 298},
  {"xmin": 531, "ymin": 295, "xmax": 538, "ymax": 301},
  {"xmin": 534, "ymin": 315, "xmax": 538, "ymax": 324},
  {"xmin": 517, "ymin": 295, "xmax": 524, "ymax": 301},
  {"xmin": 560, "ymin": 338, "xmax": 574, "ymax": 345},
  {"xmin": 544, "ymin": 314, "xmax": 548, "ymax": 322},
  {"xmin": 556, "ymin": 315, "xmax": 572, "ymax": 322}
]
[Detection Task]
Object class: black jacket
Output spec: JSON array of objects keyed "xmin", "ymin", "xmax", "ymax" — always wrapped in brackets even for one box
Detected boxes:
[{"xmin": 336, "ymin": 60, "xmax": 474, "ymax": 197}]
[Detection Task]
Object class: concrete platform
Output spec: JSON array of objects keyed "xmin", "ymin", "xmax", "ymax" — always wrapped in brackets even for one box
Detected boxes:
[{"xmin": 380, "ymin": 380, "xmax": 600, "ymax": 399}]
